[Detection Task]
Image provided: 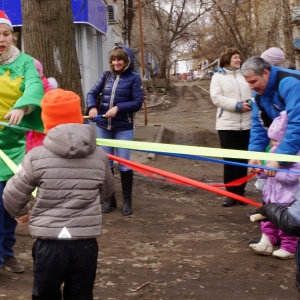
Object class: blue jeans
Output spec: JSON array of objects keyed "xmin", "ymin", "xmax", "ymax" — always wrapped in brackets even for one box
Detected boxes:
[
  {"xmin": 96, "ymin": 127, "xmax": 133, "ymax": 171},
  {"xmin": 0, "ymin": 181, "xmax": 17, "ymax": 267}
]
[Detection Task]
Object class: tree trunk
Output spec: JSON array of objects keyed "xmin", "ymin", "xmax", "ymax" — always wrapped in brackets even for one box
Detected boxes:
[{"xmin": 21, "ymin": 0, "xmax": 83, "ymax": 105}]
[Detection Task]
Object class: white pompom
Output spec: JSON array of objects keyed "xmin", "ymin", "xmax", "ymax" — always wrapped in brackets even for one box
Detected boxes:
[{"xmin": 48, "ymin": 77, "xmax": 58, "ymax": 89}]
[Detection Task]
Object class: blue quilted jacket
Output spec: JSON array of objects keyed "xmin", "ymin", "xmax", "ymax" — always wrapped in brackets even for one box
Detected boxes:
[
  {"xmin": 86, "ymin": 46, "xmax": 144, "ymax": 130},
  {"xmin": 249, "ymin": 66, "xmax": 300, "ymax": 155}
]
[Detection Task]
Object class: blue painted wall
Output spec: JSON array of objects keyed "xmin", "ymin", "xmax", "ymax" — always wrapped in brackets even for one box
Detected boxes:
[{"xmin": 1, "ymin": 0, "xmax": 107, "ymax": 33}]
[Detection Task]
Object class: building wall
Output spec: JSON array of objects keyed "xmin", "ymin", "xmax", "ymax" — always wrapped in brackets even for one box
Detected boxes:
[
  {"xmin": 5, "ymin": 0, "xmax": 127, "ymax": 99},
  {"xmin": 75, "ymin": 25, "xmax": 104, "ymax": 98}
]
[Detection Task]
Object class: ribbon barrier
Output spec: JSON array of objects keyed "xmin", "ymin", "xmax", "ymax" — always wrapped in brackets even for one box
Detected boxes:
[
  {"xmin": 0, "ymin": 141, "xmax": 260, "ymax": 206},
  {"xmin": 97, "ymin": 139, "xmax": 300, "ymax": 163},
  {"xmin": 141, "ymin": 151, "xmax": 300, "ymax": 175},
  {"xmin": 107, "ymin": 154, "xmax": 261, "ymax": 207},
  {"xmin": 0, "ymin": 124, "xmax": 287, "ymax": 207}
]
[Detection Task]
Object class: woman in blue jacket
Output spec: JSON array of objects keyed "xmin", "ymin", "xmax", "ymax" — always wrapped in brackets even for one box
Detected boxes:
[{"xmin": 86, "ymin": 46, "xmax": 144, "ymax": 216}]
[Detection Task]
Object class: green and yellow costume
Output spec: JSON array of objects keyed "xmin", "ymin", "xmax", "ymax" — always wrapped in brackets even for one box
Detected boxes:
[{"xmin": 0, "ymin": 50, "xmax": 44, "ymax": 180}]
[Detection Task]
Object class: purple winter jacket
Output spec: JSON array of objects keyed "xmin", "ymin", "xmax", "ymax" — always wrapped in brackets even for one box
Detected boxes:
[{"xmin": 257, "ymin": 161, "xmax": 300, "ymax": 205}]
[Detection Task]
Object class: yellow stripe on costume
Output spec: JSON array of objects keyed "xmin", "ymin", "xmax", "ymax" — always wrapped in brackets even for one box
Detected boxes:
[{"xmin": 0, "ymin": 70, "xmax": 23, "ymax": 129}]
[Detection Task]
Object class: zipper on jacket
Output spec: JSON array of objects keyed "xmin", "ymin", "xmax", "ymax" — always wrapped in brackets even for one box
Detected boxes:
[
  {"xmin": 218, "ymin": 109, "xmax": 223, "ymax": 118},
  {"xmin": 127, "ymin": 113, "xmax": 131, "ymax": 123},
  {"xmin": 107, "ymin": 75, "xmax": 120, "ymax": 130}
]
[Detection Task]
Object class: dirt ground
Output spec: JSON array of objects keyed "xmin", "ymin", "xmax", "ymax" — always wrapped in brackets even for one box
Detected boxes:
[{"xmin": 1, "ymin": 80, "xmax": 299, "ymax": 299}]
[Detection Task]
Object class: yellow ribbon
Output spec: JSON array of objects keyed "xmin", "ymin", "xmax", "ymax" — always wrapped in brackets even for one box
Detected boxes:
[
  {"xmin": 0, "ymin": 149, "xmax": 37, "ymax": 197},
  {"xmin": 96, "ymin": 139, "xmax": 300, "ymax": 163}
]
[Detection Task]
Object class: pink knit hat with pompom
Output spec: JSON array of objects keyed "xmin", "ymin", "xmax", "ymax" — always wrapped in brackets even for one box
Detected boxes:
[
  {"xmin": 261, "ymin": 47, "xmax": 285, "ymax": 66},
  {"xmin": 34, "ymin": 59, "xmax": 44, "ymax": 77}
]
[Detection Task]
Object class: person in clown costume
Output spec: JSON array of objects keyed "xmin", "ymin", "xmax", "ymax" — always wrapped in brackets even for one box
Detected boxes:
[{"xmin": 0, "ymin": 10, "xmax": 44, "ymax": 273}]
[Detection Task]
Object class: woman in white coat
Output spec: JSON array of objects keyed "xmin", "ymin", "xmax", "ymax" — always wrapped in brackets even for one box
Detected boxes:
[{"xmin": 210, "ymin": 48, "xmax": 252, "ymax": 207}]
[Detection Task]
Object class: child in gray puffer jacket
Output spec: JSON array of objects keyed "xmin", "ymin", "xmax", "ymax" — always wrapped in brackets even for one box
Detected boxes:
[{"xmin": 3, "ymin": 89, "xmax": 114, "ymax": 300}]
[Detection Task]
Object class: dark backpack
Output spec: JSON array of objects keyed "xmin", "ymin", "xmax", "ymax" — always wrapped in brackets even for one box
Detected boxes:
[{"xmin": 255, "ymin": 70, "xmax": 300, "ymax": 127}]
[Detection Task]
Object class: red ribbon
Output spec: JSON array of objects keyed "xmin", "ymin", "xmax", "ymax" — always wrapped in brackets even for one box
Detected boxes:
[
  {"xmin": 211, "ymin": 170, "xmax": 261, "ymax": 187},
  {"xmin": 108, "ymin": 154, "xmax": 261, "ymax": 207}
]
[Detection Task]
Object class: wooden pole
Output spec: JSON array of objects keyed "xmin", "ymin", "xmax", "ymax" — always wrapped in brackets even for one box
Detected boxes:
[{"xmin": 137, "ymin": 0, "xmax": 147, "ymax": 125}]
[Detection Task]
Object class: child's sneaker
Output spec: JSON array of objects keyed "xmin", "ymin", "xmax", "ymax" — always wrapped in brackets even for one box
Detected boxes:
[
  {"xmin": 249, "ymin": 233, "xmax": 273, "ymax": 255},
  {"xmin": 3, "ymin": 256, "xmax": 25, "ymax": 273},
  {"xmin": 272, "ymin": 249, "xmax": 295, "ymax": 260}
]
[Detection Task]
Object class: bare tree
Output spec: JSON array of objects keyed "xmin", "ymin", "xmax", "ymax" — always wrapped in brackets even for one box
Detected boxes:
[
  {"xmin": 21, "ymin": 0, "xmax": 83, "ymax": 103},
  {"xmin": 192, "ymin": 0, "xmax": 294, "ymax": 61},
  {"xmin": 131, "ymin": 0, "xmax": 211, "ymax": 81}
]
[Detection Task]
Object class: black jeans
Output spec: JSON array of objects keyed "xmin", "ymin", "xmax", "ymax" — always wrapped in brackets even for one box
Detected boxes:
[
  {"xmin": 32, "ymin": 238, "xmax": 98, "ymax": 300},
  {"xmin": 218, "ymin": 130, "xmax": 250, "ymax": 196}
]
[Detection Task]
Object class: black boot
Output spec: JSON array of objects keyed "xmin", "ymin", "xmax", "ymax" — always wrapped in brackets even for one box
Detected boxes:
[
  {"xmin": 120, "ymin": 170, "xmax": 133, "ymax": 216},
  {"xmin": 102, "ymin": 168, "xmax": 117, "ymax": 213},
  {"xmin": 222, "ymin": 198, "xmax": 237, "ymax": 207}
]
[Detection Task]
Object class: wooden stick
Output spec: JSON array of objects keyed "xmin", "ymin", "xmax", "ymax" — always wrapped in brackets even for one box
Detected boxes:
[{"xmin": 129, "ymin": 282, "xmax": 150, "ymax": 292}]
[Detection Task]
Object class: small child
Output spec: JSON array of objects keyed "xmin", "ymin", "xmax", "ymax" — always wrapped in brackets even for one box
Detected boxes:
[
  {"xmin": 3, "ymin": 89, "xmax": 114, "ymax": 299},
  {"xmin": 26, "ymin": 59, "xmax": 58, "ymax": 152},
  {"xmin": 34, "ymin": 59, "xmax": 58, "ymax": 92},
  {"xmin": 249, "ymin": 111, "xmax": 299, "ymax": 259}
]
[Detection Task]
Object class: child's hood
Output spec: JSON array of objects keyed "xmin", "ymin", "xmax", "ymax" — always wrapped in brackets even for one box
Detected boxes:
[{"xmin": 43, "ymin": 123, "xmax": 96, "ymax": 158}]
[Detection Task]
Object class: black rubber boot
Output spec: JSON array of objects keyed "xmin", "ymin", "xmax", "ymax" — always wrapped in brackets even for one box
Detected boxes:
[
  {"xmin": 120, "ymin": 170, "xmax": 133, "ymax": 216},
  {"xmin": 102, "ymin": 168, "xmax": 117, "ymax": 213}
]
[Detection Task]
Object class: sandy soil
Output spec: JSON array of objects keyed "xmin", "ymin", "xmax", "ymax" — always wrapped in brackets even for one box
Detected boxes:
[{"xmin": 0, "ymin": 80, "xmax": 298, "ymax": 300}]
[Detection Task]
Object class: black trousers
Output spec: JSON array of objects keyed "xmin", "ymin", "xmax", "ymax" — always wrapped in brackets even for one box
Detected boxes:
[
  {"xmin": 218, "ymin": 130, "xmax": 250, "ymax": 196},
  {"xmin": 32, "ymin": 238, "xmax": 98, "ymax": 300}
]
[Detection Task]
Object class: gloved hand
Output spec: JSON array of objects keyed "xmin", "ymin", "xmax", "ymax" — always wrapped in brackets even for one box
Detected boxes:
[
  {"xmin": 254, "ymin": 204, "xmax": 269, "ymax": 216},
  {"xmin": 249, "ymin": 205, "xmax": 270, "ymax": 222}
]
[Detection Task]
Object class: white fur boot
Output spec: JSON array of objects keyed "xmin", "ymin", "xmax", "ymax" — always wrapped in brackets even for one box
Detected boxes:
[
  {"xmin": 272, "ymin": 249, "xmax": 295, "ymax": 260},
  {"xmin": 249, "ymin": 234, "xmax": 273, "ymax": 255}
]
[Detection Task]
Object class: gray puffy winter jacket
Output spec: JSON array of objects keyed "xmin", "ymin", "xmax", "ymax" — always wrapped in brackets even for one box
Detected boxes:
[{"xmin": 3, "ymin": 123, "xmax": 114, "ymax": 239}]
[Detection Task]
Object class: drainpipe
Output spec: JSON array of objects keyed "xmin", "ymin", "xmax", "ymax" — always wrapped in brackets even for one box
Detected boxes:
[{"xmin": 80, "ymin": 25, "xmax": 90, "ymax": 99}]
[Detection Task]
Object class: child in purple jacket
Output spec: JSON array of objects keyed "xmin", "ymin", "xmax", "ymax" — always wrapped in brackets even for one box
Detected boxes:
[{"xmin": 249, "ymin": 111, "xmax": 299, "ymax": 259}]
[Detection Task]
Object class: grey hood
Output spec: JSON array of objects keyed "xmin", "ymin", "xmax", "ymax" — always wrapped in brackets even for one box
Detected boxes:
[{"xmin": 43, "ymin": 123, "xmax": 97, "ymax": 158}]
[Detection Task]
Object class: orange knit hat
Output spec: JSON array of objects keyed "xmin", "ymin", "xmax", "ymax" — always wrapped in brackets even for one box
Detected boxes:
[{"xmin": 41, "ymin": 88, "xmax": 83, "ymax": 133}]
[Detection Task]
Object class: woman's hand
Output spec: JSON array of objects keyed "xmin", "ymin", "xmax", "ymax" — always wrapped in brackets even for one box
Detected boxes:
[
  {"xmin": 104, "ymin": 106, "xmax": 119, "ymax": 118},
  {"xmin": 240, "ymin": 101, "xmax": 252, "ymax": 112},
  {"xmin": 88, "ymin": 107, "xmax": 98, "ymax": 119},
  {"xmin": 4, "ymin": 108, "xmax": 26, "ymax": 125}
]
